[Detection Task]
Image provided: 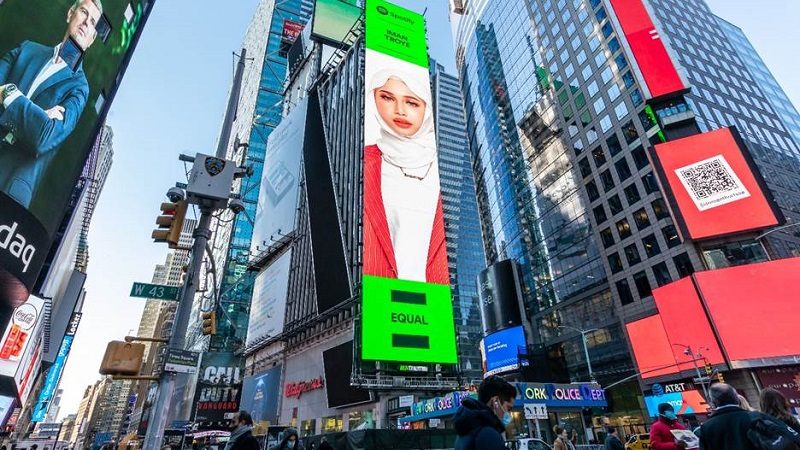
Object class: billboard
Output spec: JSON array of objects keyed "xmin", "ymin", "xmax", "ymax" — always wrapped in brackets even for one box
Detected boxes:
[
  {"xmin": 311, "ymin": 0, "xmax": 362, "ymax": 46},
  {"xmin": 755, "ymin": 367, "xmax": 800, "ymax": 407},
  {"xmin": 323, "ymin": 341, "xmax": 372, "ymax": 408},
  {"xmin": 606, "ymin": 0, "xmax": 688, "ymax": 100},
  {"xmin": 477, "ymin": 260, "xmax": 524, "ymax": 335},
  {"xmin": 480, "ymin": 326, "xmax": 527, "ymax": 377},
  {"xmin": 240, "ymin": 365, "xmax": 281, "ymax": 434},
  {"xmin": 360, "ymin": 0, "xmax": 457, "ymax": 365},
  {"xmin": 651, "ymin": 127, "xmax": 782, "ymax": 240},
  {"xmin": 251, "ymin": 98, "xmax": 308, "ymax": 256},
  {"xmin": 246, "ymin": 249, "xmax": 291, "ymax": 347},
  {"xmin": 279, "ymin": 19, "xmax": 304, "ymax": 58},
  {"xmin": 0, "ymin": 0, "xmax": 152, "ymax": 307},
  {"xmin": 193, "ymin": 352, "xmax": 244, "ymax": 422},
  {"xmin": 643, "ymin": 390, "xmax": 709, "ymax": 417},
  {"xmin": 31, "ymin": 312, "xmax": 80, "ymax": 422}
]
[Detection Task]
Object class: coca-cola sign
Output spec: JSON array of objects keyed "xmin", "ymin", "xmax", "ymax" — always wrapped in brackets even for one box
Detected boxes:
[
  {"xmin": 12, "ymin": 303, "xmax": 38, "ymax": 331},
  {"xmin": 284, "ymin": 377, "xmax": 324, "ymax": 399}
]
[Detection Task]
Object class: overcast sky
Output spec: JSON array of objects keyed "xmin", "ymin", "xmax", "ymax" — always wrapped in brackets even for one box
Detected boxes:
[{"xmin": 56, "ymin": 0, "xmax": 798, "ymax": 420}]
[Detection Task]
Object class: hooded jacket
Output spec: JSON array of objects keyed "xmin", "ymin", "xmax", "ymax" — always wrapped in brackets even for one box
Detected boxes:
[{"xmin": 453, "ymin": 398, "xmax": 506, "ymax": 450}]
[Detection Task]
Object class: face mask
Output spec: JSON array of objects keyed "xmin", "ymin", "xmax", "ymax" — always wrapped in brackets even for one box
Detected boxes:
[
  {"xmin": 501, "ymin": 411, "xmax": 513, "ymax": 427},
  {"xmin": 663, "ymin": 411, "xmax": 677, "ymax": 421},
  {"xmin": 287, "ymin": 442, "xmax": 295, "ymax": 449}
]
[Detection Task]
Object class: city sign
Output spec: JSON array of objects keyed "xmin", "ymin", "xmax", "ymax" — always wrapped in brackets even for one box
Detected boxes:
[
  {"xmin": 129, "ymin": 282, "xmax": 180, "ymax": 301},
  {"xmin": 524, "ymin": 403, "xmax": 548, "ymax": 420},
  {"xmin": 164, "ymin": 349, "xmax": 199, "ymax": 374},
  {"xmin": 514, "ymin": 382, "xmax": 607, "ymax": 408}
]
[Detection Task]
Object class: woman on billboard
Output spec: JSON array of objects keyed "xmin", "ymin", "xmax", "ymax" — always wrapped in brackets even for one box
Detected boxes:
[{"xmin": 362, "ymin": 66, "xmax": 448, "ymax": 284}]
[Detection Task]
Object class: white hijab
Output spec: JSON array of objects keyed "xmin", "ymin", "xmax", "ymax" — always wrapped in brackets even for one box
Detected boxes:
[{"xmin": 366, "ymin": 68, "xmax": 437, "ymax": 170}]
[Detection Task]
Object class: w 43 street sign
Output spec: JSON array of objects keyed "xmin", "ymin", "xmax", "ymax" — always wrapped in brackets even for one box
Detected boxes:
[{"xmin": 130, "ymin": 282, "xmax": 180, "ymax": 301}]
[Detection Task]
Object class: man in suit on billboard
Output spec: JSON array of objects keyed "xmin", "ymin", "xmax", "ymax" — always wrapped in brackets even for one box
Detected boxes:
[{"xmin": 0, "ymin": 0, "xmax": 102, "ymax": 208}]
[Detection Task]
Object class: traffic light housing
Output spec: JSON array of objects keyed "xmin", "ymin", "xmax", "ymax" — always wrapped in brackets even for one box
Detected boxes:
[
  {"xmin": 704, "ymin": 362, "xmax": 713, "ymax": 376},
  {"xmin": 152, "ymin": 201, "xmax": 188, "ymax": 249},
  {"xmin": 717, "ymin": 372, "xmax": 725, "ymax": 383},
  {"xmin": 201, "ymin": 311, "xmax": 216, "ymax": 336}
]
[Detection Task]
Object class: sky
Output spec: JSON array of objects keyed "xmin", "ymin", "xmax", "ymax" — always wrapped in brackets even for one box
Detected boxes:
[{"xmin": 57, "ymin": 0, "xmax": 798, "ymax": 419}]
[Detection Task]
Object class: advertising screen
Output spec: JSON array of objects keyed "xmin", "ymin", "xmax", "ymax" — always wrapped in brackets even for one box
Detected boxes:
[
  {"xmin": 755, "ymin": 367, "xmax": 800, "ymax": 407},
  {"xmin": 311, "ymin": 0, "xmax": 362, "ymax": 46},
  {"xmin": 192, "ymin": 352, "xmax": 243, "ymax": 422},
  {"xmin": 360, "ymin": 0, "xmax": 457, "ymax": 365},
  {"xmin": 323, "ymin": 341, "xmax": 372, "ymax": 408},
  {"xmin": 251, "ymin": 99, "xmax": 308, "ymax": 256},
  {"xmin": 606, "ymin": 0, "xmax": 687, "ymax": 100},
  {"xmin": 481, "ymin": 326, "xmax": 526, "ymax": 377},
  {"xmin": 30, "ymin": 333, "xmax": 74, "ymax": 422},
  {"xmin": 626, "ymin": 315, "xmax": 680, "ymax": 379},
  {"xmin": 478, "ymin": 260, "xmax": 524, "ymax": 335},
  {"xmin": 240, "ymin": 365, "xmax": 281, "ymax": 434},
  {"xmin": 651, "ymin": 127, "xmax": 782, "ymax": 240},
  {"xmin": 0, "ymin": 0, "xmax": 152, "ymax": 307},
  {"xmin": 246, "ymin": 249, "xmax": 291, "ymax": 347},
  {"xmin": 644, "ymin": 390, "xmax": 709, "ymax": 417}
]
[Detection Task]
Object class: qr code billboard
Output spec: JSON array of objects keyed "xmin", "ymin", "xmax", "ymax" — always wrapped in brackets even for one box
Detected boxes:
[{"xmin": 675, "ymin": 155, "xmax": 750, "ymax": 211}]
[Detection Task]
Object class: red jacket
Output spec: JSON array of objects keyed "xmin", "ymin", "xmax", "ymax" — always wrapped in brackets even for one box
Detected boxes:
[
  {"xmin": 362, "ymin": 144, "xmax": 449, "ymax": 284},
  {"xmin": 650, "ymin": 417, "xmax": 686, "ymax": 450}
]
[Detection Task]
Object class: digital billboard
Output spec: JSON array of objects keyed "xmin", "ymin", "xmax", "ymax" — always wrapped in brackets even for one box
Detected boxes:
[
  {"xmin": 481, "ymin": 325, "xmax": 526, "ymax": 377},
  {"xmin": 31, "ymin": 312, "xmax": 80, "ymax": 422},
  {"xmin": 651, "ymin": 127, "xmax": 782, "ymax": 240},
  {"xmin": 643, "ymin": 390, "xmax": 709, "ymax": 417},
  {"xmin": 0, "ymin": 0, "xmax": 153, "ymax": 307},
  {"xmin": 360, "ymin": 0, "xmax": 457, "ymax": 365},
  {"xmin": 478, "ymin": 260, "xmax": 524, "ymax": 335},
  {"xmin": 323, "ymin": 341, "xmax": 372, "ymax": 408},
  {"xmin": 311, "ymin": 0, "xmax": 362, "ymax": 46},
  {"xmin": 192, "ymin": 352, "xmax": 243, "ymax": 422},
  {"xmin": 251, "ymin": 98, "xmax": 308, "ymax": 256},
  {"xmin": 246, "ymin": 249, "xmax": 291, "ymax": 347},
  {"xmin": 606, "ymin": 0, "xmax": 688, "ymax": 100},
  {"xmin": 240, "ymin": 365, "xmax": 281, "ymax": 434}
]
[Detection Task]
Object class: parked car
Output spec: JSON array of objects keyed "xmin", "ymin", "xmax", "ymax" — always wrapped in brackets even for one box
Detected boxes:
[{"xmin": 625, "ymin": 434, "xmax": 651, "ymax": 450}]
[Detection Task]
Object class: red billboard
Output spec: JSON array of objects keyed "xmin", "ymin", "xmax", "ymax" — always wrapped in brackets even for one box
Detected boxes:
[
  {"xmin": 626, "ymin": 315, "xmax": 680, "ymax": 379},
  {"xmin": 607, "ymin": 0, "xmax": 687, "ymax": 99},
  {"xmin": 652, "ymin": 127, "xmax": 782, "ymax": 240}
]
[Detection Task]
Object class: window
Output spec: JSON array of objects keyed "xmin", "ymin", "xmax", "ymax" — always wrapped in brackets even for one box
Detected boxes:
[
  {"xmin": 615, "ymin": 53, "xmax": 628, "ymax": 70},
  {"xmin": 642, "ymin": 172, "xmax": 660, "ymax": 194},
  {"xmin": 616, "ymin": 218, "xmax": 632, "ymax": 239},
  {"xmin": 606, "ymin": 134, "xmax": 623, "ymax": 156},
  {"xmin": 594, "ymin": 205, "xmax": 609, "ymax": 224},
  {"xmin": 616, "ymin": 279, "xmax": 635, "ymax": 305},
  {"xmin": 631, "ymin": 145, "xmax": 649, "ymax": 170},
  {"xmin": 624, "ymin": 183, "xmax": 641, "ymax": 205},
  {"xmin": 652, "ymin": 198, "xmax": 670, "ymax": 219},
  {"xmin": 608, "ymin": 84, "xmax": 621, "ymax": 100},
  {"xmin": 622, "ymin": 120, "xmax": 639, "ymax": 144},
  {"xmin": 608, "ymin": 195, "xmax": 624, "ymax": 215},
  {"xmin": 602, "ymin": 22, "xmax": 613, "ymax": 38},
  {"xmin": 633, "ymin": 208, "xmax": 650, "ymax": 230},
  {"xmin": 588, "ymin": 80, "xmax": 599, "ymax": 97},
  {"xmin": 586, "ymin": 180, "xmax": 600, "ymax": 201},
  {"xmin": 600, "ymin": 115, "xmax": 612, "ymax": 132},
  {"xmin": 608, "ymin": 253, "xmax": 623, "ymax": 273},
  {"xmin": 639, "ymin": 108, "xmax": 657, "ymax": 129},
  {"xmin": 652, "ymin": 262, "xmax": 672, "ymax": 286},
  {"xmin": 615, "ymin": 102, "xmax": 629, "ymax": 120},
  {"xmin": 594, "ymin": 97, "xmax": 606, "ymax": 114},
  {"xmin": 575, "ymin": 92, "xmax": 587, "ymax": 110},
  {"xmin": 622, "ymin": 71, "xmax": 635, "ymax": 88},
  {"xmin": 579, "ymin": 157, "xmax": 592, "ymax": 178},
  {"xmin": 592, "ymin": 147, "xmax": 607, "ymax": 167},
  {"xmin": 633, "ymin": 271, "xmax": 652, "ymax": 298},
  {"xmin": 600, "ymin": 227, "xmax": 615, "ymax": 248},
  {"xmin": 673, "ymin": 252, "xmax": 695, "ymax": 278},
  {"xmin": 662, "ymin": 225, "xmax": 681, "ymax": 248},
  {"xmin": 624, "ymin": 243, "xmax": 641, "ymax": 265},
  {"xmin": 642, "ymin": 234, "xmax": 661, "ymax": 257},
  {"xmin": 580, "ymin": 111, "xmax": 592, "ymax": 126},
  {"xmin": 608, "ymin": 37, "xmax": 620, "ymax": 53},
  {"xmin": 631, "ymin": 89, "xmax": 643, "ymax": 106},
  {"xmin": 615, "ymin": 158, "xmax": 632, "ymax": 181},
  {"xmin": 600, "ymin": 169, "xmax": 615, "ymax": 191},
  {"xmin": 559, "ymin": 89, "xmax": 570, "ymax": 105}
]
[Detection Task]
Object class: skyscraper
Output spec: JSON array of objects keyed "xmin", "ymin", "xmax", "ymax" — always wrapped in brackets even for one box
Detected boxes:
[{"xmin": 431, "ymin": 61, "xmax": 486, "ymax": 382}]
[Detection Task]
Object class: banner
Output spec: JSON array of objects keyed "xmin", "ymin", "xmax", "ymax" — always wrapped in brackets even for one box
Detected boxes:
[
  {"xmin": 360, "ymin": 0, "xmax": 456, "ymax": 365},
  {"xmin": 246, "ymin": 249, "xmax": 291, "ymax": 347},
  {"xmin": 240, "ymin": 365, "xmax": 282, "ymax": 434},
  {"xmin": 0, "ymin": 0, "xmax": 152, "ymax": 307},
  {"xmin": 193, "ymin": 352, "xmax": 244, "ymax": 422}
]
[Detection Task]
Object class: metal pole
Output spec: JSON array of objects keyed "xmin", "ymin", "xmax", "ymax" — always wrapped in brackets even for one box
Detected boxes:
[
  {"xmin": 581, "ymin": 331, "xmax": 594, "ymax": 382},
  {"xmin": 688, "ymin": 347, "xmax": 710, "ymax": 400},
  {"xmin": 142, "ymin": 211, "xmax": 212, "ymax": 450}
]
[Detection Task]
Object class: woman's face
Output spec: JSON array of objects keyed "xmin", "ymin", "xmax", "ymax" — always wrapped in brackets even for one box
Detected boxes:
[{"xmin": 374, "ymin": 77, "xmax": 427, "ymax": 137}]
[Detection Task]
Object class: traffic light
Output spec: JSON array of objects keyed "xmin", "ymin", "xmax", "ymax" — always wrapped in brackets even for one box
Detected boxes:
[
  {"xmin": 201, "ymin": 311, "xmax": 216, "ymax": 336},
  {"xmin": 151, "ymin": 201, "xmax": 188, "ymax": 249},
  {"xmin": 704, "ymin": 361, "xmax": 713, "ymax": 377},
  {"xmin": 717, "ymin": 371, "xmax": 725, "ymax": 383}
]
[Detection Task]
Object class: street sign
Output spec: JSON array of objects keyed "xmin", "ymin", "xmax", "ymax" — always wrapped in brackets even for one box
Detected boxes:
[
  {"xmin": 164, "ymin": 349, "xmax": 199, "ymax": 374},
  {"xmin": 130, "ymin": 282, "xmax": 180, "ymax": 301},
  {"xmin": 524, "ymin": 403, "xmax": 548, "ymax": 420}
]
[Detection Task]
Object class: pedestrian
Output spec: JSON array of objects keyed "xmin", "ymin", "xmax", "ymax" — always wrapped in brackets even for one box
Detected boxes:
[
  {"xmin": 760, "ymin": 388, "xmax": 800, "ymax": 434},
  {"xmin": 553, "ymin": 426, "xmax": 577, "ymax": 450},
  {"xmin": 453, "ymin": 375, "xmax": 517, "ymax": 450},
  {"xmin": 318, "ymin": 437, "xmax": 333, "ymax": 450},
  {"xmin": 225, "ymin": 411, "xmax": 260, "ymax": 450},
  {"xmin": 739, "ymin": 394, "xmax": 756, "ymax": 411},
  {"xmin": 277, "ymin": 429, "xmax": 304, "ymax": 450},
  {"xmin": 650, "ymin": 403, "xmax": 688, "ymax": 450},
  {"xmin": 604, "ymin": 427, "xmax": 624, "ymax": 450}
]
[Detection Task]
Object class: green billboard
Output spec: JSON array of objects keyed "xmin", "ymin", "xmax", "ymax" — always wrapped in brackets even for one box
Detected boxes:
[
  {"xmin": 311, "ymin": 0, "xmax": 362, "ymax": 45},
  {"xmin": 361, "ymin": 0, "xmax": 457, "ymax": 365}
]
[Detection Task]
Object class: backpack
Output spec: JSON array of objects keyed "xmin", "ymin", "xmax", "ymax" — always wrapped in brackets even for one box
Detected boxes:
[{"xmin": 747, "ymin": 413, "xmax": 800, "ymax": 450}]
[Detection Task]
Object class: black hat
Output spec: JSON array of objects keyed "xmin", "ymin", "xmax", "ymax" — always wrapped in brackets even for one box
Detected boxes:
[{"xmin": 658, "ymin": 403, "xmax": 675, "ymax": 415}]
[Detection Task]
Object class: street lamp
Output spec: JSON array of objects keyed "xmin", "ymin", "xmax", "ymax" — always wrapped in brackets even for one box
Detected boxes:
[
  {"xmin": 672, "ymin": 344, "xmax": 710, "ymax": 399},
  {"xmin": 755, "ymin": 219, "xmax": 799, "ymax": 259},
  {"xmin": 559, "ymin": 325, "xmax": 599, "ymax": 382}
]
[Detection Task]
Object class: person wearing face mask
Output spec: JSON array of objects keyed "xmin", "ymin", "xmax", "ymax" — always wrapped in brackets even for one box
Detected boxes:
[
  {"xmin": 277, "ymin": 429, "xmax": 304, "ymax": 450},
  {"xmin": 453, "ymin": 375, "xmax": 517, "ymax": 450},
  {"xmin": 224, "ymin": 411, "xmax": 260, "ymax": 450},
  {"xmin": 650, "ymin": 403, "xmax": 688, "ymax": 450}
]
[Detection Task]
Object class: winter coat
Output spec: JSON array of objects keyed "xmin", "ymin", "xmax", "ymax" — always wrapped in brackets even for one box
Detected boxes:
[
  {"xmin": 699, "ymin": 406, "xmax": 763, "ymax": 450},
  {"xmin": 651, "ymin": 417, "xmax": 687, "ymax": 450},
  {"xmin": 453, "ymin": 398, "xmax": 506, "ymax": 450},
  {"xmin": 228, "ymin": 428, "xmax": 260, "ymax": 450},
  {"xmin": 605, "ymin": 435, "xmax": 625, "ymax": 450}
]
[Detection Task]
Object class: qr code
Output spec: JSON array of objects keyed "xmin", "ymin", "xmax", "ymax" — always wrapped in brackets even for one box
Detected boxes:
[
  {"xmin": 675, "ymin": 155, "xmax": 750, "ymax": 211},
  {"xmin": 677, "ymin": 159, "xmax": 738, "ymax": 199}
]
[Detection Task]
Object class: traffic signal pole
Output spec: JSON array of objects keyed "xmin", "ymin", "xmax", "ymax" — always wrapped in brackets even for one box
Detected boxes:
[{"xmin": 141, "ymin": 48, "xmax": 249, "ymax": 450}]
